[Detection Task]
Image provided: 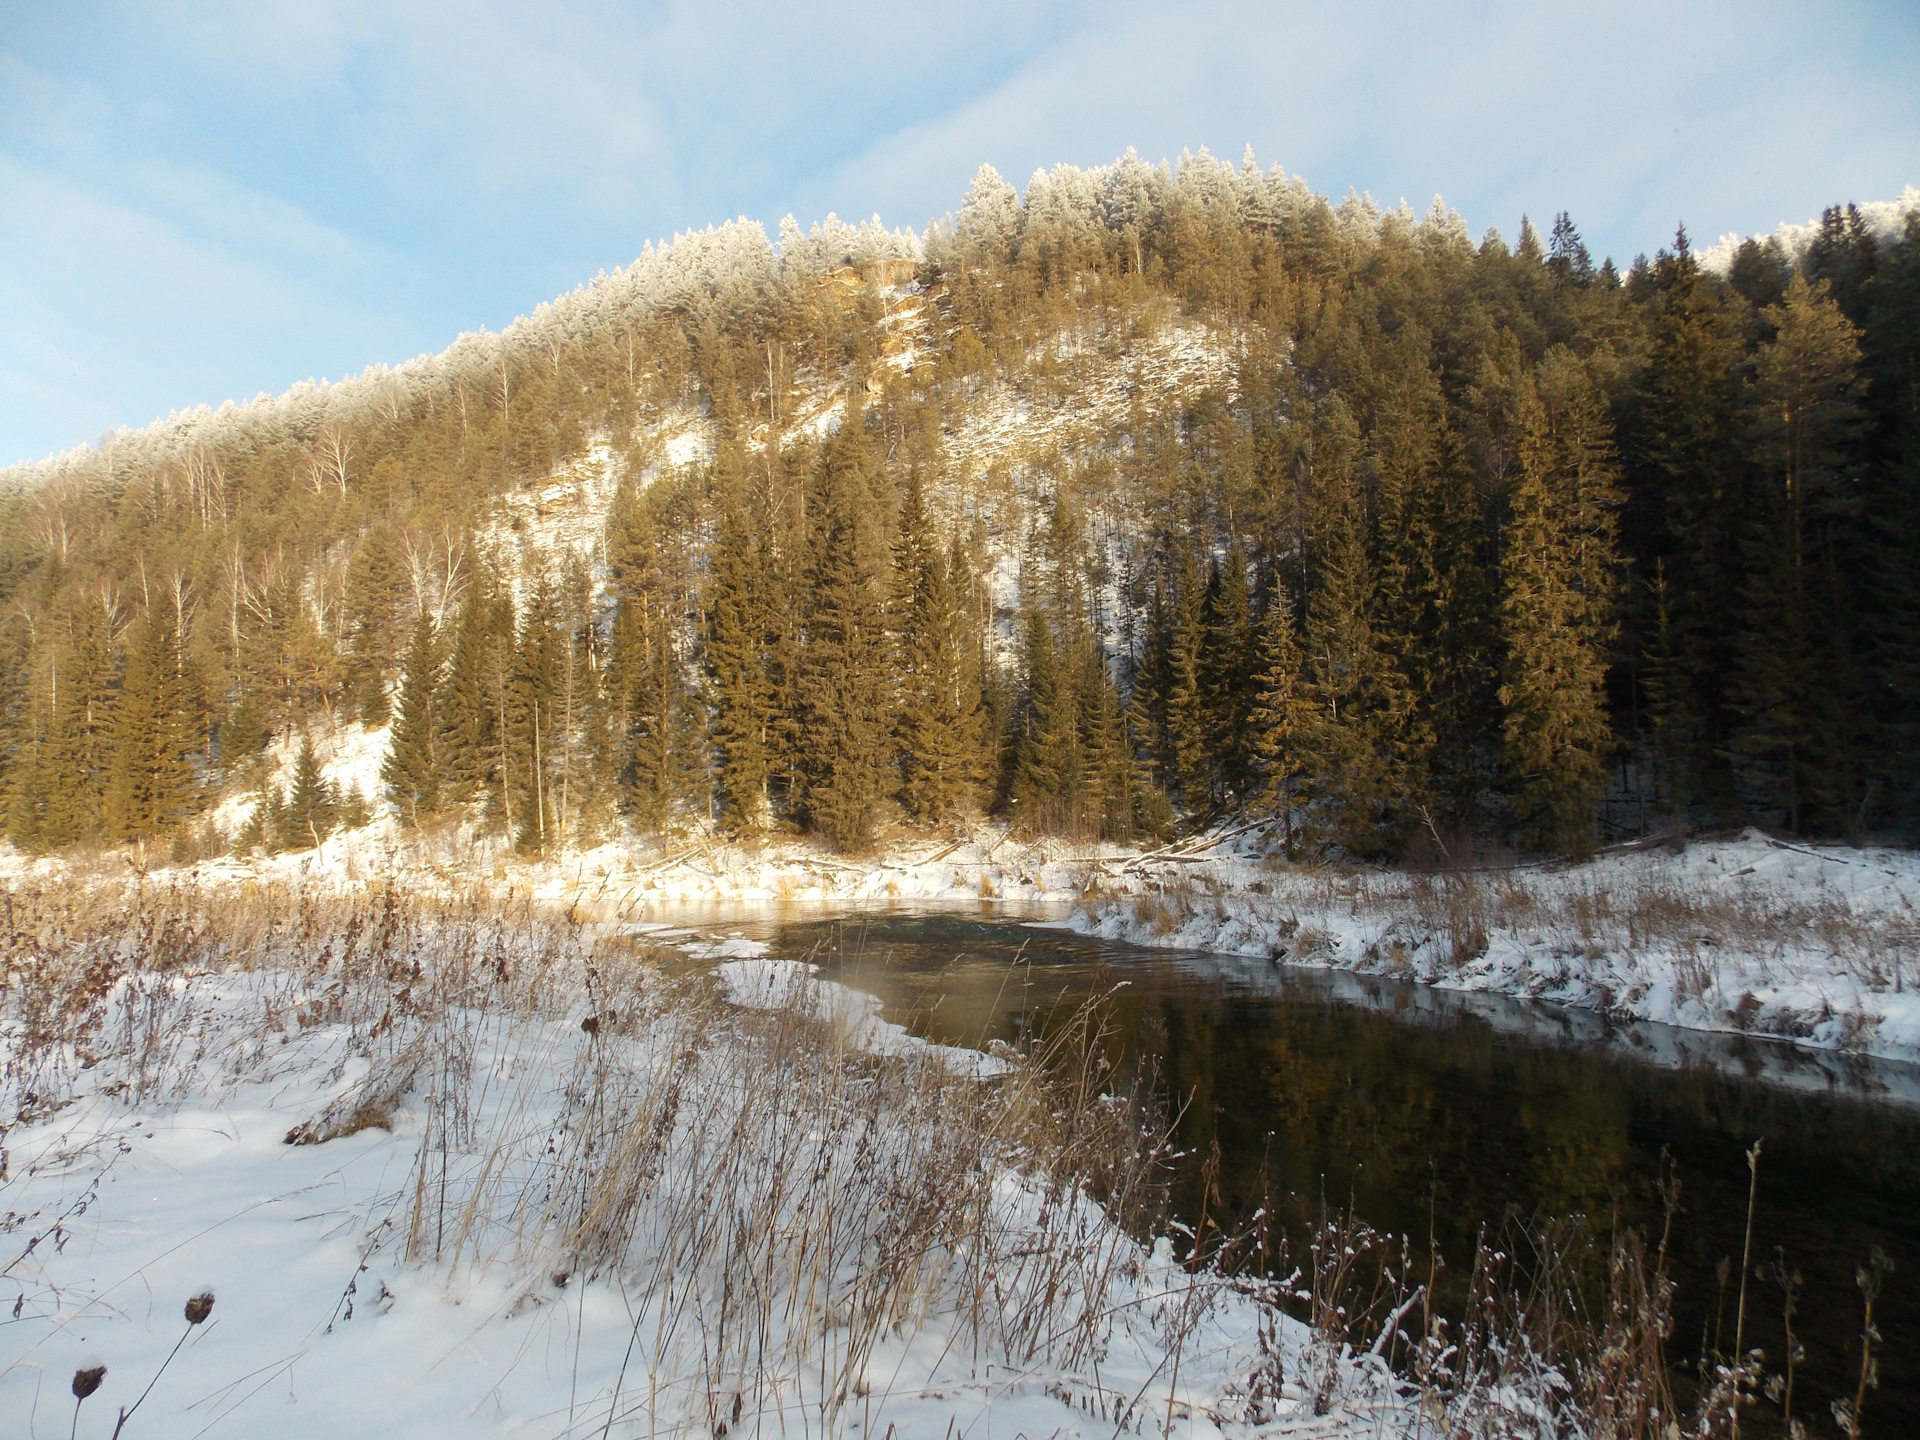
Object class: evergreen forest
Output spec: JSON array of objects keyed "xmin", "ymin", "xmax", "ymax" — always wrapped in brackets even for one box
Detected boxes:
[{"xmin": 2, "ymin": 151, "xmax": 1916, "ymax": 859}]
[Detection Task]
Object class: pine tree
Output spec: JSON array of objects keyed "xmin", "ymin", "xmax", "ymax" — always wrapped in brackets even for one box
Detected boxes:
[
  {"xmin": 1642, "ymin": 560, "xmax": 1697, "ymax": 816},
  {"xmin": 344, "ymin": 523, "xmax": 409, "ymax": 724},
  {"xmin": 627, "ymin": 626, "xmax": 706, "ymax": 838},
  {"xmin": 1497, "ymin": 352, "xmax": 1622, "ymax": 852},
  {"xmin": 605, "ymin": 476, "xmax": 707, "ymax": 838},
  {"xmin": 895, "ymin": 483, "xmax": 988, "ymax": 823},
  {"xmin": 1729, "ymin": 273, "xmax": 1867, "ymax": 830},
  {"xmin": 707, "ymin": 453, "xmax": 777, "ymax": 830},
  {"xmin": 1202, "ymin": 538, "xmax": 1259, "ymax": 804},
  {"xmin": 554, "ymin": 554, "xmax": 615, "ymax": 846},
  {"xmin": 283, "ymin": 732, "xmax": 336, "ymax": 850},
  {"xmin": 44, "ymin": 598, "xmax": 119, "ymax": 844},
  {"xmin": 1082, "ymin": 646, "xmax": 1147, "ymax": 841},
  {"xmin": 1010, "ymin": 600, "xmax": 1076, "ymax": 829},
  {"xmin": 1162, "ymin": 545, "xmax": 1211, "ymax": 811},
  {"xmin": 382, "ymin": 614, "xmax": 441, "ymax": 826},
  {"xmin": 5, "ymin": 643, "xmax": 51, "ymax": 850},
  {"xmin": 508, "ymin": 570, "xmax": 568, "ymax": 851},
  {"xmin": 1634, "ymin": 228, "xmax": 1746, "ymax": 812},
  {"xmin": 1366, "ymin": 337, "xmax": 1482, "ymax": 826},
  {"xmin": 1299, "ymin": 405, "xmax": 1415, "ymax": 856},
  {"xmin": 435, "ymin": 577, "xmax": 510, "ymax": 810}
]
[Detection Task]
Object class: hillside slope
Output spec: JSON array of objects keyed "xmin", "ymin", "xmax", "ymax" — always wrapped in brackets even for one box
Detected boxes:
[{"xmin": 0, "ymin": 152, "xmax": 1915, "ymax": 866}]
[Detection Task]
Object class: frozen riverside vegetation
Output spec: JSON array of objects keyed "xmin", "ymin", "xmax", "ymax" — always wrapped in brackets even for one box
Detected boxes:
[
  {"xmin": 1, "ymin": 872, "xmax": 1789, "ymax": 1439},
  {"xmin": 172, "ymin": 722, "xmax": 1920, "ymax": 1065},
  {"xmin": 1062, "ymin": 826, "xmax": 1920, "ymax": 1065},
  {"xmin": 0, "ymin": 880, "xmax": 1320, "ymax": 1439}
]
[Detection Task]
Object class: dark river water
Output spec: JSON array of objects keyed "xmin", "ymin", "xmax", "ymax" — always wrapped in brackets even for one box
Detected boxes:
[{"xmin": 663, "ymin": 905, "xmax": 1920, "ymax": 1436}]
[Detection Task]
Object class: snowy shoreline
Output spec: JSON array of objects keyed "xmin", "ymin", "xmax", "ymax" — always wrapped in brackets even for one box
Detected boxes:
[
  {"xmin": 27, "ymin": 820, "xmax": 1920, "ymax": 1066},
  {"xmin": 4, "ymin": 836, "xmax": 1912, "ymax": 1436},
  {"xmin": 9, "ymin": 724, "xmax": 1917, "ymax": 1069},
  {"xmin": 0, "ymin": 881, "xmax": 1382, "ymax": 1440}
]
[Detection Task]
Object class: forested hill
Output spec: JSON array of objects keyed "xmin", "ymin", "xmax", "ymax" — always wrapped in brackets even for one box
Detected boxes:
[{"xmin": 2, "ymin": 151, "xmax": 1917, "ymax": 860}]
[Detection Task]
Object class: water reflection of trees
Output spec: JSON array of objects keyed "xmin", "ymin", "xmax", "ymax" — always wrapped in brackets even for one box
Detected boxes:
[
  {"xmin": 1091, "ymin": 981, "xmax": 1917, "ymax": 1440},
  {"xmin": 781, "ymin": 915, "xmax": 1919, "ymax": 1438}
]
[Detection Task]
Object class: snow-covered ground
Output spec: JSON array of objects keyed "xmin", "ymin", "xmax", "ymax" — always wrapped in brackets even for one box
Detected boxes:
[
  {"xmin": 1, "ymin": 889, "xmax": 1402, "ymax": 1440},
  {"xmin": 20, "ymin": 709, "xmax": 1920, "ymax": 1072},
  {"xmin": 9, "ymin": 787, "xmax": 1901, "ymax": 1437},
  {"xmin": 1063, "ymin": 826, "xmax": 1920, "ymax": 1064},
  {"xmin": 19, "ymin": 719, "xmax": 1920, "ymax": 1069}
]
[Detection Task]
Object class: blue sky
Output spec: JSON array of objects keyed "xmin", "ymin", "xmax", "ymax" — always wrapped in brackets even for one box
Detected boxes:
[{"xmin": 3, "ymin": 0, "xmax": 1917, "ymax": 467}]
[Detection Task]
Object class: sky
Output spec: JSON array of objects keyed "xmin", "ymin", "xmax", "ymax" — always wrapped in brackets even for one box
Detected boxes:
[{"xmin": 3, "ymin": 0, "xmax": 1917, "ymax": 468}]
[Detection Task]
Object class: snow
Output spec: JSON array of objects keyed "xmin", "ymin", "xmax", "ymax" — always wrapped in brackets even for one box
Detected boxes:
[
  {"xmin": 944, "ymin": 319, "xmax": 1239, "ymax": 488},
  {"xmin": 23, "ymin": 712, "xmax": 1920, "ymax": 1072},
  {"xmin": 1699, "ymin": 185, "xmax": 1919, "ymax": 273},
  {"xmin": 208, "ymin": 720, "xmax": 392, "ymax": 840},
  {"xmin": 0, "ymin": 909, "xmax": 1377, "ymax": 1440},
  {"xmin": 42, "ymin": 725, "xmax": 1920, "ymax": 1070},
  {"xmin": 6, "ymin": 811, "xmax": 1911, "ymax": 1437},
  {"xmin": 714, "ymin": 957, "xmax": 1012, "ymax": 1076},
  {"xmin": 1060, "ymin": 826, "xmax": 1920, "ymax": 1064}
]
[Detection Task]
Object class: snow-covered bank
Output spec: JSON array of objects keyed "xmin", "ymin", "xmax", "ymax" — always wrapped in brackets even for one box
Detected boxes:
[
  {"xmin": 3, "ymin": 881, "xmax": 1418, "ymax": 1440},
  {"xmin": 12, "ymin": 747, "xmax": 1918, "ymax": 1068},
  {"xmin": 1064, "ymin": 828, "xmax": 1920, "ymax": 1065}
]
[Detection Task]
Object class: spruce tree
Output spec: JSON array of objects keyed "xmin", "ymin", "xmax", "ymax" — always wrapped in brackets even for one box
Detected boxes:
[
  {"xmin": 1633, "ymin": 228, "xmax": 1746, "ymax": 812},
  {"xmin": 895, "ymin": 484, "xmax": 989, "ymax": 823},
  {"xmin": 1642, "ymin": 560, "xmax": 1698, "ymax": 816},
  {"xmin": 796, "ymin": 417, "xmax": 895, "ymax": 851},
  {"xmin": 1497, "ymin": 352, "xmax": 1622, "ymax": 852},
  {"xmin": 1010, "ymin": 600, "xmax": 1075, "ymax": 830},
  {"xmin": 435, "ymin": 582, "xmax": 509, "ymax": 810},
  {"xmin": 1082, "ymin": 647, "xmax": 1145, "ymax": 841},
  {"xmin": 283, "ymin": 732, "xmax": 336, "ymax": 850},
  {"xmin": 44, "ymin": 599, "xmax": 118, "ymax": 844},
  {"xmin": 382, "ymin": 614, "xmax": 441, "ymax": 826},
  {"xmin": 435, "ymin": 592, "xmax": 499, "ymax": 808},
  {"xmin": 707, "ymin": 454, "xmax": 777, "ymax": 830},
  {"xmin": 1730, "ymin": 273, "xmax": 1867, "ymax": 829},
  {"xmin": 1202, "ymin": 538, "xmax": 1259, "ymax": 804},
  {"xmin": 1162, "ymin": 545, "xmax": 1211, "ymax": 811},
  {"xmin": 107, "ymin": 611, "xmax": 200, "ymax": 842},
  {"xmin": 508, "ymin": 570, "xmax": 568, "ymax": 851},
  {"xmin": 1133, "ymin": 569, "xmax": 1174, "ymax": 786},
  {"xmin": 627, "ymin": 628, "xmax": 706, "ymax": 839},
  {"xmin": 1299, "ymin": 405, "xmax": 1415, "ymax": 855},
  {"xmin": 1248, "ymin": 581, "xmax": 1311, "ymax": 857},
  {"xmin": 343, "ymin": 524, "xmax": 409, "ymax": 724}
]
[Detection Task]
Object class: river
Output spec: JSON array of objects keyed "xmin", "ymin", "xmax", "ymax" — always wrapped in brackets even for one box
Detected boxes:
[{"xmin": 657, "ymin": 903, "xmax": 1920, "ymax": 1436}]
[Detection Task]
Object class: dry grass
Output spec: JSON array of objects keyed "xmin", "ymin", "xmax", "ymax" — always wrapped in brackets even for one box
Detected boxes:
[
  {"xmin": 1, "ymin": 875, "xmax": 1176, "ymax": 1437},
  {"xmin": 1117, "ymin": 848, "xmax": 1919, "ymax": 1008},
  {"xmin": 3, "ymin": 871, "xmax": 1823, "ymax": 1439}
]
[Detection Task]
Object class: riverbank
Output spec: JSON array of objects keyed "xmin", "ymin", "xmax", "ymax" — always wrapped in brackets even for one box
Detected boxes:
[
  {"xmin": 0, "ymin": 878, "xmax": 1424, "ymax": 1439},
  {"xmin": 3, "ymin": 862, "xmax": 1902, "ymax": 1436},
  {"xmin": 6, "ymin": 818, "xmax": 1916, "ymax": 1063},
  {"xmin": 1064, "ymin": 826, "xmax": 1920, "ymax": 1064}
]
